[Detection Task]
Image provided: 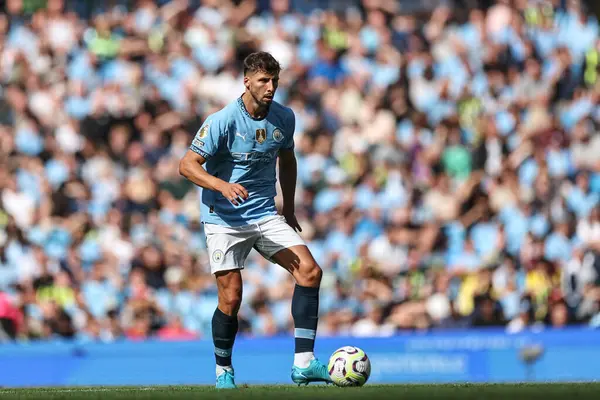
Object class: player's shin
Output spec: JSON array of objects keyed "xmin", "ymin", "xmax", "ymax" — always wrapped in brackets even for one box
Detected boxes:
[
  {"xmin": 291, "ymin": 284, "xmax": 320, "ymax": 368},
  {"xmin": 212, "ymin": 308, "xmax": 239, "ymax": 376}
]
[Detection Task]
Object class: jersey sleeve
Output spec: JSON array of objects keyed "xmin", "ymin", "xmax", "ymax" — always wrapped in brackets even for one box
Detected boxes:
[
  {"xmin": 189, "ymin": 117, "xmax": 224, "ymax": 159},
  {"xmin": 282, "ymin": 109, "xmax": 296, "ymax": 150}
]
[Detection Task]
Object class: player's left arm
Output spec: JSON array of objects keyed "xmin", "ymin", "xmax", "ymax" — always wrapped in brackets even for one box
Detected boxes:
[{"xmin": 278, "ymin": 110, "xmax": 301, "ymax": 232}]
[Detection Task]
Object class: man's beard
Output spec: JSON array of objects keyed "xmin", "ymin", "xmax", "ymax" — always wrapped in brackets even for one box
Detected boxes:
[{"xmin": 251, "ymin": 90, "xmax": 273, "ymax": 108}]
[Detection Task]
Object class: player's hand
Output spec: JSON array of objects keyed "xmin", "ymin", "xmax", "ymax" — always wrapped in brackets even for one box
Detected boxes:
[
  {"xmin": 283, "ymin": 210, "xmax": 302, "ymax": 232},
  {"xmin": 218, "ymin": 182, "xmax": 248, "ymax": 206}
]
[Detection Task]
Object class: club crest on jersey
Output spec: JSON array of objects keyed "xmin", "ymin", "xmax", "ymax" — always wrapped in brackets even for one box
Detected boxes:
[
  {"xmin": 255, "ymin": 128, "xmax": 267, "ymax": 144},
  {"xmin": 272, "ymin": 128, "xmax": 284, "ymax": 143},
  {"xmin": 199, "ymin": 123, "xmax": 209, "ymax": 138}
]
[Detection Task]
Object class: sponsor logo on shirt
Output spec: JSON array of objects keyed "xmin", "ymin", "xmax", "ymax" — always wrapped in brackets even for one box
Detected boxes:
[{"xmin": 231, "ymin": 150, "xmax": 278, "ymax": 164}]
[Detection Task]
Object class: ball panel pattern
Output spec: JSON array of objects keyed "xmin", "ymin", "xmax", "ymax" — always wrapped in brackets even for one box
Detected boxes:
[{"xmin": 327, "ymin": 346, "xmax": 371, "ymax": 387}]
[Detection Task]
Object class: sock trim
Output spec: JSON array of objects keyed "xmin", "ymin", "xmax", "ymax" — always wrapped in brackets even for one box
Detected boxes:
[
  {"xmin": 294, "ymin": 328, "xmax": 316, "ymax": 340},
  {"xmin": 214, "ymin": 346, "xmax": 232, "ymax": 357}
]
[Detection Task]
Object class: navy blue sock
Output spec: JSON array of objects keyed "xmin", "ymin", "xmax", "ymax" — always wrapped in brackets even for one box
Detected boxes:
[
  {"xmin": 292, "ymin": 284, "xmax": 320, "ymax": 354},
  {"xmin": 212, "ymin": 308, "xmax": 238, "ymax": 367}
]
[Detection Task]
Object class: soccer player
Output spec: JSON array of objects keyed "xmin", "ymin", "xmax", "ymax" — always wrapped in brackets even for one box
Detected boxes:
[{"xmin": 178, "ymin": 52, "xmax": 331, "ymax": 389}]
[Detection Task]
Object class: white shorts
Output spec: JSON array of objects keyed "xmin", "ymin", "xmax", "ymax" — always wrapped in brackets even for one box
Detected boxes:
[{"xmin": 203, "ymin": 215, "xmax": 306, "ymax": 274}]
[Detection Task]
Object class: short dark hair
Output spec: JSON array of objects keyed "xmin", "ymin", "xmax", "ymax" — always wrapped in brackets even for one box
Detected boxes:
[{"xmin": 243, "ymin": 52, "xmax": 281, "ymax": 76}]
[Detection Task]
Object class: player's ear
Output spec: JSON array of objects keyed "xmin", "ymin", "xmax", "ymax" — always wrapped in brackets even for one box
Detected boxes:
[{"xmin": 243, "ymin": 75, "xmax": 250, "ymax": 90}]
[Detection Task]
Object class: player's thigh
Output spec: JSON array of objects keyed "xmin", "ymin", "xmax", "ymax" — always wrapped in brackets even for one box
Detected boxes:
[
  {"xmin": 269, "ymin": 244, "xmax": 320, "ymax": 276},
  {"xmin": 204, "ymin": 223, "xmax": 258, "ymax": 275},
  {"xmin": 254, "ymin": 216, "xmax": 316, "ymax": 273}
]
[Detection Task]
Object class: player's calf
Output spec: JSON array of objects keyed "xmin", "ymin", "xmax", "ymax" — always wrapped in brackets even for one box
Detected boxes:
[
  {"xmin": 268, "ymin": 245, "xmax": 327, "ymax": 379},
  {"xmin": 213, "ymin": 270, "xmax": 242, "ymax": 387},
  {"xmin": 291, "ymin": 262, "xmax": 322, "ymax": 369}
]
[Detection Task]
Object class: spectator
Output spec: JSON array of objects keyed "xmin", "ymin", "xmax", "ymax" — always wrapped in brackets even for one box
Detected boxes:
[
  {"xmin": 0, "ymin": 0, "xmax": 599, "ymax": 341},
  {"xmin": 156, "ymin": 314, "xmax": 198, "ymax": 341}
]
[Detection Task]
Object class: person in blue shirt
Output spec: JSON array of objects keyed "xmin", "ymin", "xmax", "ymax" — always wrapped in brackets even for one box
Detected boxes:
[{"xmin": 178, "ymin": 52, "xmax": 331, "ymax": 389}]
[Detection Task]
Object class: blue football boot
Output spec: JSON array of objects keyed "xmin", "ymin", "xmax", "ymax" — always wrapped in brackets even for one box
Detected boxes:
[
  {"xmin": 216, "ymin": 369, "xmax": 237, "ymax": 389},
  {"xmin": 291, "ymin": 358, "xmax": 333, "ymax": 386}
]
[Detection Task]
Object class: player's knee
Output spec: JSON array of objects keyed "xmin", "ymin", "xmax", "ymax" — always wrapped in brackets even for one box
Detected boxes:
[
  {"xmin": 297, "ymin": 261, "xmax": 322, "ymax": 288},
  {"xmin": 219, "ymin": 286, "xmax": 242, "ymax": 316}
]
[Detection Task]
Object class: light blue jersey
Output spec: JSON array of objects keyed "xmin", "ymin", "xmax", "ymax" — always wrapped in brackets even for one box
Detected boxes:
[{"xmin": 190, "ymin": 97, "xmax": 295, "ymax": 227}]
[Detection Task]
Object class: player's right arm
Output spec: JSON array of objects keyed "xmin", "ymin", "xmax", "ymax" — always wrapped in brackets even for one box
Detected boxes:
[{"xmin": 179, "ymin": 119, "xmax": 248, "ymax": 206}]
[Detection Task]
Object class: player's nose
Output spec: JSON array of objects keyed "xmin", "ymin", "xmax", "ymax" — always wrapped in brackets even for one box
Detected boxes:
[{"xmin": 266, "ymin": 80, "xmax": 275, "ymax": 92}]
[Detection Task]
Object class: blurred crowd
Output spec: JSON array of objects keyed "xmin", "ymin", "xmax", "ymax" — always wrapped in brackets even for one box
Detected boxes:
[{"xmin": 1, "ymin": 0, "xmax": 600, "ymax": 342}]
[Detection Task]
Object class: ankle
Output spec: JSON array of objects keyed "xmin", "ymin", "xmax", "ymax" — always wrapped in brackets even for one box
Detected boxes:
[
  {"xmin": 216, "ymin": 365, "xmax": 234, "ymax": 377},
  {"xmin": 294, "ymin": 352, "xmax": 315, "ymax": 368}
]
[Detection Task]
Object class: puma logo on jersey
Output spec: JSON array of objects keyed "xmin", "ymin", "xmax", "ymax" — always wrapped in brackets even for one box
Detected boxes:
[{"xmin": 235, "ymin": 132, "xmax": 247, "ymax": 141}]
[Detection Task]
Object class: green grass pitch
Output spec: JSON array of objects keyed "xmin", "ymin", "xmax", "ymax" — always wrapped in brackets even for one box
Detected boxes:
[{"xmin": 1, "ymin": 384, "xmax": 600, "ymax": 400}]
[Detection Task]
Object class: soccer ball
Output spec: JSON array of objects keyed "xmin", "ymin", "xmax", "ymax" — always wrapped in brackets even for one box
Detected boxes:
[{"xmin": 327, "ymin": 346, "xmax": 371, "ymax": 387}]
